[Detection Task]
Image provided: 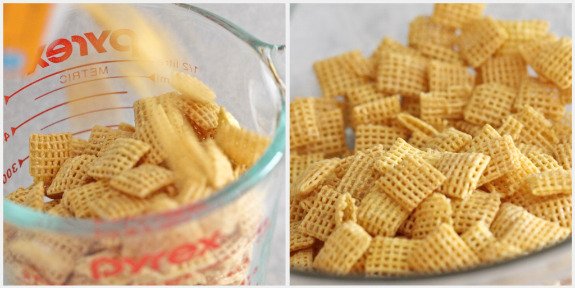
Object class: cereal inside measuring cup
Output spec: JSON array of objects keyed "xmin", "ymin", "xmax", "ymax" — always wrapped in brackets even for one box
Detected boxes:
[
  {"xmin": 5, "ymin": 72, "xmax": 271, "ymax": 285},
  {"xmin": 290, "ymin": 3, "xmax": 571, "ymax": 276}
]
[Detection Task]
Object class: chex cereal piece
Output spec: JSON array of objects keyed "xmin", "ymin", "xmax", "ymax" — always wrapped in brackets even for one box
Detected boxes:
[
  {"xmin": 203, "ymin": 139, "xmax": 235, "ymax": 189},
  {"xmin": 478, "ymin": 241, "xmax": 525, "ymax": 265},
  {"xmin": 458, "ymin": 17, "xmax": 508, "ymax": 67},
  {"xmin": 376, "ymin": 52, "xmax": 428, "ymax": 97},
  {"xmin": 451, "ymin": 190, "xmax": 500, "ymax": 233},
  {"xmin": 419, "ymin": 92, "xmax": 448, "ymax": 124},
  {"xmin": 293, "ymin": 158, "xmax": 340, "ymax": 198},
  {"xmin": 495, "ymin": 204, "xmax": 570, "ymax": 252},
  {"xmin": 291, "ymin": 248, "xmax": 314, "ymax": 271},
  {"xmin": 421, "ymin": 86, "xmax": 471, "ymax": 121},
  {"xmin": 90, "ymin": 192, "xmax": 149, "ymax": 220},
  {"xmin": 145, "ymin": 194, "xmax": 179, "ymax": 214},
  {"xmin": 489, "ymin": 150, "xmax": 540, "ymax": 198},
  {"xmin": 290, "ymin": 196, "xmax": 307, "ymax": 222},
  {"xmin": 518, "ymin": 34, "xmax": 557, "ymax": 67},
  {"xmin": 409, "ymin": 223, "xmax": 480, "ymax": 273},
  {"xmin": 517, "ymin": 143, "xmax": 546, "ymax": 155},
  {"xmin": 313, "ymin": 221, "xmax": 372, "ymax": 275},
  {"xmin": 428, "ymin": 60, "xmax": 474, "ymax": 93},
  {"xmin": 29, "ymin": 133, "xmax": 72, "ymax": 185},
  {"xmin": 133, "ymin": 98, "xmax": 166, "ymax": 165},
  {"xmin": 336, "ymin": 152, "xmax": 377, "ymax": 199},
  {"xmin": 290, "ymin": 153, "xmax": 324, "ymax": 185},
  {"xmin": 489, "ymin": 202, "xmax": 533, "ymax": 236},
  {"xmin": 349, "ymin": 253, "xmax": 368, "ymax": 274},
  {"xmin": 373, "ymin": 138, "xmax": 425, "ymax": 174},
  {"xmin": 340, "ymin": 50, "xmax": 373, "ymax": 79},
  {"xmin": 553, "ymin": 143, "xmax": 571, "ymax": 170},
  {"xmin": 466, "ymin": 124, "xmax": 501, "ymax": 151},
  {"xmin": 416, "ymin": 41, "xmax": 462, "ymax": 64},
  {"xmin": 215, "ymin": 121, "xmax": 270, "ymax": 167},
  {"xmin": 372, "ymin": 37, "xmax": 423, "ymax": 62},
  {"xmin": 460, "ymin": 221, "xmax": 496, "ymax": 256},
  {"xmin": 166, "ymin": 94, "xmax": 220, "ymax": 135},
  {"xmin": 118, "ymin": 122, "xmax": 136, "ymax": 132},
  {"xmin": 525, "ymin": 151, "xmax": 562, "ymax": 172},
  {"xmin": 62, "ymin": 181, "xmax": 114, "ymax": 218},
  {"xmin": 479, "ymin": 55, "xmax": 527, "ymax": 89},
  {"xmin": 409, "ymin": 193, "xmax": 453, "ymax": 239},
  {"xmin": 497, "ymin": 115, "xmax": 523, "ymax": 141},
  {"xmin": 170, "ymin": 72, "xmax": 216, "ymax": 104},
  {"xmin": 408, "ymin": 131, "xmax": 432, "ymax": 149},
  {"xmin": 351, "ymin": 96, "xmax": 401, "ymax": 127},
  {"xmin": 47, "ymin": 202, "xmax": 73, "ymax": 217},
  {"xmin": 525, "ymin": 169, "xmax": 571, "ymax": 196},
  {"xmin": 464, "ymin": 83, "xmax": 516, "ymax": 126},
  {"xmin": 514, "ymin": 77, "xmax": 564, "ymax": 121},
  {"xmin": 299, "ymin": 186, "xmax": 355, "ymax": 241},
  {"xmin": 452, "ymin": 120, "xmax": 482, "ymax": 137},
  {"xmin": 475, "ymin": 135, "xmax": 521, "ymax": 185},
  {"xmin": 435, "ymin": 152, "xmax": 490, "ymax": 199},
  {"xmin": 365, "ymin": 237, "xmax": 420, "ymax": 276},
  {"xmin": 378, "ymin": 155, "xmax": 446, "ymax": 211},
  {"xmin": 354, "ymin": 124, "xmax": 407, "ymax": 151},
  {"xmin": 24, "ymin": 181, "xmax": 45, "ymax": 210},
  {"xmin": 88, "ymin": 138, "xmax": 150, "ymax": 180},
  {"xmin": 290, "ymin": 221, "xmax": 315, "ymax": 252},
  {"xmin": 426, "ymin": 127, "xmax": 472, "ymax": 152},
  {"xmin": 560, "ymin": 86, "xmax": 571, "ymax": 105},
  {"xmin": 496, "ymin": 20, "xmax": 549, "ymax": 56},
  {"xmin": 70, "ymin": 138, "xmax": 89, "ymax": 157},
  {"xmin": 431, "ymin": 4, "xmax": 485, "ymax": 29},
  {"xmin": 47, "ymin": 155, "xmax": 96, "ymax": 198},
  {"xmin": 401, "ymin": 96, "xmax": 421, "ymax": 117},
  {"xmin": 347, "ymin": 84, "xmax": 387, "ymax": 108},
  {"xmin": 314, "ymin": 51, "xmax": 370, "ymax": 98},
  {"xmin": 409, "ymin": 16, "xmax": 456, "ymax": 48},
  {"xmin": 109, "ymin": 164, "xmax": 174, "ymax": 198},
  {"xmin": 85, "ymin": 126, "xmax": 132, "ymax": 156},
  {"xmin": 43, "ymin": 200, "xmax": 59, "ymax": 212},
  {"xmin": 306, "ymin": 109, "xmax": 347, "ymax": 156},
  {"xmin": 527, "ymin": 37, "xmax": 572, "ymax": 89},
  {"xmin": 357, "ymin": 191, "xmax": 410, "ymax": 236},
  {"xmin": 526, "ymin": 194, "xmax": 572, "ymax": 228},
  {"xmin": 6, "ymin": 187, "xmax": 32, "ymax": 207},
  {"xmin": 290, "ymin": 98, "xmax": 320, "ymax": 149},
  {"xmin": 515, "ymin": 106, "xmax": 558, "ymax": 152},
  {"xmin": 397, "ymin": 112, "xmax": 439, "ymax": 137}
]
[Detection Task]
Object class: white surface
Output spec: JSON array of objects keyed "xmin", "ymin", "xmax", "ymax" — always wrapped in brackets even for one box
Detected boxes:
[
  {"xmin": 290, "ymin": 3, "xmax": 572, "ymax": 285},
  {"xmin": 195, "ymin": 4, "xmax": 287, "ymax": 286}
]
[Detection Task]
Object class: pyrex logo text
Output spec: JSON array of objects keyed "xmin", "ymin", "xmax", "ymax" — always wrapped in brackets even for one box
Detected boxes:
[{"xmin": 31, "ymin": 29, "xmax": 137, "ymax": 74}]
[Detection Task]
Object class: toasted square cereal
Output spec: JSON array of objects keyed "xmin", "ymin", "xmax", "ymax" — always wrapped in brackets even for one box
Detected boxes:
[
  {"xmin": 29, "ymin": 133, "xmax": 72, "ymax": 185},
  {"xmin": 87, "ymin": 138, "xmax": 151, "ymax": 180},
  {"xmin": 133, "ymin": 98, "xmax": 168, "ymax": 165},
  {"xmin": 109, "ymin": 164, "xmax": 175, "ymax": 198},
  {"xmin": 309, "ymin": 108, "xmax": 348, "ymax": 156},
  {"xmin": 478, "ymin": 241, "xmax": 525, "ymax": 265},
  {"xmin": 47, "ymin": 155, "xmax": 96, "ymax": 198},
  {"xmin": 451, "ymin": 190, "xmax": 500, "ymax": 233},
  {"xmin": 293, "ymin": 158, "xmax": 340, "ymax": 198},
  {"xmin": 526, "ymin": 194, "xmax": 572, "ymax": 228},
  {"xmin": 496, "ymin": 20, "xmax": 550, "ymax": 56},
  {"xmin": 354, "ymin": 124, "xmax": 408, "ymax": 151},
  {"xmin": 373, "ymin": 138, "xmax": 425, "ymax": 174},
  {"xmin": 469, "ymin": 134, "xmax": 522, "ymax": 185},
  {"xmin": 314, "ymin": 51, "xmax": 370, "ymax": 98},
  {"xmin": 416, "ymin": 41, "xmax": 463, "ymax": 64},
  {"xmin": 458, "ymin": 17, "xmax": 508, "ymax": 67},
  {"xmin": 460, "ymin": 221, "xmax": 496, "ymax": 255},
  {"xmin": 525, "ymin": 169, "xmax": 571, "ymax": 196},
  {"xmin": 426, "ymin": 127, "xmax": 472, "ymax": 152},
  {"xmin": 553, "ymin": 142, "xmax": 572, "ymax": 170},
  {"xmin": 90, "ymin": 192, "xmax": 150, "ymax": 219},
  {"xmin": 408, "ymin": 131, "xmax": 433, "ymax": 149},
  {"xmin": 376, "ymin": 52, "xmax": 428, "ymax": 97},
  {"xmin": 464, "ymin": 83, "xmax": 516, "ymax": 126},
  {"xmin": 313, "ymin": 221, "xmax": 372, "ymax": 275},
  {"xmin": 340, "ymin": 50, "xmax": 374, "ymax": 79},
  {"xmin": 70, "ymin": 138, "xmax": 89, "ymax": 157},
  {"xmin": 479, "ymin": 55, "xmax": 527, "ymax": 89},
  {"xmin": 347, "ymin": 84, "xmax": 387, "ymax": 108},
  {"xmin": 85, "ymin": 126, "xmax": 132, "ymax": 156},
  {"xmin": 290, "ymin": 221, "xmax": 315, "ymax": 252},
  {"xmin": 526, "ymin": 37, "xmax": 572, "ymax": 89},
  {"xmin": 409, "ymin": 193, "xmax": 453, "ymax": 239},
  {"xmin": 525, "ymin": 151, "xmax": 562, "ymax": 172},
  {"xmin": 497, "ymin": 115, "xmax": 523, "ymax": 141},
  {"xmin": 336, "ymin": 152, "xmax": 378, "ymax": 199},
  {"xmin": 291, "ymin": 248, "xmax": 314, "ymax": 271},
  {"xmin": 170, "ymin": 72, "xmax": 216, "ymax": 104},
  {"xmin": 372, "ymin": 37, "xmax": 423, "ymax": 66},
  {"xmin": 435, "ymin": 152, "xmax": 490, "ymax": 199},
  {"xmin": 365, "ymin": 237, "xmax": 420, "ymax": 276},
  {"xmin": 515, "ymin": 106, "xmax": 558, "ymax": 152},
  {"xmin": 514, "ymin": 77, "xmax": 565, "ymax": 121},
  {"xmin": 215, "ymin": 121, "xmax": 270, "ymax": 167},
  {"xmin": 62, "ymin": 181, "xmax": 114, "ymax": 218},
  {"xmin": 290, "ymin": 98, "xmax": 321, "ymax": 149},
  {"xmin": 409, "ymin": 16, "xmax": 456, "ymax": 48},
  {"xmin": 428, "ymin": 60, "xmax": 474, "ymax": 93},
  {"xmin": 397, "ymin": 113, "xmax": 439, "ymax": 137},
  {"xmin": 431, "ymin": 4, "xmax": 485, "ymax": 29},
  {"xmin": 357, "ymin": 191, "xmax": 410, "ymax": 237},
  {"xmin": 351, "ymin": 96, "xmax": 402, "ymax": 128}
]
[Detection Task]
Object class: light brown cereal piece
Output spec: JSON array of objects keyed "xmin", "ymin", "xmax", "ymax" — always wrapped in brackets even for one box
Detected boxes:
[
  {"xmin": 215, "ymin": 121, "xmax": 270, "ymax": 167},
  {"xmin": 203, "ymin": 139, "xmax": 235, "ymax": 189},
  {"xmin": 559, "ymin": 85, "xmax": 571, "ymax": 105},
  {"xmin": 514, "ymin": 77, "xmax": 564, "ymax": 121},
  {"xmin": 409, "ymin": 193, "xmax": 453, "ymax": 239},
  {"xmin": 553, "ymin": 142, "xmax": 571, "ymax": 170},
  {"xmin": 85, "ymin": 126, "xmax": 132, "ymax": 156},
  {"xmin": 416, "ymin": 41, "xmax": 462, "ymax": 64},
  {"xmin": 497, "ymin": 115, "xmax": 523, "ymax": 141},
  {"xmin": 347, "ymin": 84, "xmax": 387, "ymax": 108},
  {"xmin": 452, "ymin": 120, "xmax": 482, "ymax": 137},
  {"xmin": 397, "ymin": 112, "xmax": 439, "ymax": 137},
  {"xmin": 291, "ymin": 248, "xmax": 314, "ymax": 271},
  {"xmin": 290, "ymin": 153, "xmax": 324, "ymax": 185},
  {"xmin": 90, "ymin": 192, "xmax": 149, "ymax": 219},
  {"xmin": 29, "ymin": 133, "xmax": 72, "ymax": 185},
  {"xmin": 340, "ymin": 50, "xmax": 373, "ymax": 79},
  {"xmin": 458, "ymin": 17, "xmax": 508, "ymax": 67},
  {"xmin": 174, "ymin": 95, "xmax": 220, "ymax": 135},
  {"xmin": 293, "ymin": 158, "xmax": 340, "ymax": 198},
  {"xmin": 42, "ymin": 200, "xmax": 60, "ymax": 212},
  {"xmin": 426, "ymin": 127, "xmax": 472, "ymax": 152},
  {"xmin": 290, "ymin": 98, "xmax": 320, "ymax": 149},
  {"xmin": 517, "ymin": 143, "xmax": 546, "ymax": 155},
  {"xmin": 6, "ymin": 187, "xmax": 32, "ymax": 207},
  {"xmin": 314, "ymin": 51, "xmax": 370, "ymax": 98},
  {"xmin": 23, "ymin": 181, "xmax": 45, "ymax": 210},
  {"xmin": 47, "ymin": 202, "xmax": 74, "ymax": 217},
  {"xmin": 435, "ymin": 152, "xmax": 490, "ymax": 199},
  {"xmin": 290, "ymin": 196, "xmax": 307, "ymax": 223},
  {"xmin": 479, "ymin": 55, "xmax": 527, "ymax": 89},
  {"xmin": 109, "ymin": 164, "xmax": 174, "ymax": 198},
  {"xmin": 336, "ymin": 152, "xmax": 377, "ymax": 200},
  {"xmin": 70, "ymin": 138, "xmax": 89, "ymax": 157},
  {"xmin": 299, "ymin": 186, "xmax": 356, "ymax": 241},
  {"xmin": 365, "ymin": 237, "xmax": 420, "ymax": 276},
  {"xmin": 478, "ymin": 240, "xmax": 525, "ymax": 265},
  {"xmin": 401, "ymin": 96, "xmax": 421, "ymax": 117},
  {"xmin": 451, "ymin": 190, "xmax": 500, "ymax": 233},
  {"xmin": 460, "ymin": 221, "xmax": 496, "ymax": 256},
  {"xmin": 473, "ymin": 135, "xmax": 521, "ymax": 185},
  {"xmin": 489, "ymin": 150, "xmax": 540, "ymax": 198},
  {"xmin": 357, "ymin": 191, "xmax": 410, "ymax": 237},
  {"xmin": 466, "ymin": 124, "xmax": 501, "ymax": 151},
  {"xmin": 47, "ymin": 155, "xmax": 96, "ymax": 198},
  {"xmin": 117, "ymin": 122, "xmax": 136, "ymax": 132},
  {"xmin": 373, "ymin": 138, "xmax": 425, "ymax": 174},
  {"xmin": 498, "ymin": 20, "xmax": 549, "ymax": 41},
  {"xmin": 351, "ymin": 96, "xmax": 401, "ymax": 127},
  {"xmin": 87, "ymin": 138, "xmax": 150, "ymax": 180},
  {"xmin": 354, "ymin": 124, "xmax": 408, "ymax": 151},
  {"xmin": 376, "ymin": 52, "xmax": 428, "ymax": 97},
  {"xmin": 431, "ymin": 3, "xmax": 485, "ymax": 29},
  {"xmin": 409, "ymin": 16, "xmax": 456, "ymax": 48},
  {"xmin": 525, "ymin": 169, "xmax": 571, "ymax": 196},
  {"xmin": 408, "ymin": 131, "xmax": 433, "ymax": 149},
  {"xmin": 378, "ymin": 155, "xmax": 446, "ymax": 211},
  {"xmin": 409, "ymin": 223, "xmax": 480, "ymax": 273},
  {"xmin": 170, "ymin": 72, "xmax": 216, "ymax": 104},
  {"xmin": 420, "ymin": 86, "xmax": 471, "ymax": 122},
  {"xmin": 313, "ymin": 221, "xmax": 372, "ymax": 275},
  {"xmin": 133, "ymin": 98, "xmax": 167, "ymax": 165},
  {"xmin": 428, "ymin": 60, "xmax": 474, "ymax": 93},
  {"xmin": 464, "ymin": 83, "xmax": 516, "ymax": 126},
  {"xmin": 526, "ymin": 194, "xmax": 572, "ymax": 228},
  {"xmin": 350, "ymin": 253, "xmax": 368, "ymax": 274},
  {"xmin": 290, "ymin": 221, "xmax": 316, "ymax": 252},
  {"xmin": 306, "ymin": 109, "xmax": 347, "ymax": 156},
  {"xmin": 527, "ymin": 37, "xmax": 572, "ymax": 89},
  {"xmin": 62, "ymin": 181, "xmax": 113, "ymax": 218},
  {"xmin": 525, "ymin": 151, "xmax": 562, "ymax": 172},
  {"xmin": 515, "ymin": 106, "xmax": 558, "ymax": 152}
]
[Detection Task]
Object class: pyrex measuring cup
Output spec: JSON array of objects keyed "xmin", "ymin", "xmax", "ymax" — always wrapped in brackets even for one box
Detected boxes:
[{"xmin": 4, "ymin": 4, "xmax": 285, "ymax": 285}]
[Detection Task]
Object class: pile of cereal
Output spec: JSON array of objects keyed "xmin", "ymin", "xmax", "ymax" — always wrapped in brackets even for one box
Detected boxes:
[{"xmin": 290, "ymin": 3, "xmax": 571, "ymax": 276}]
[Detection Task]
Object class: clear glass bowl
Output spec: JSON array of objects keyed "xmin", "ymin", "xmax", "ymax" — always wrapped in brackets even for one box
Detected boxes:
[{"xmin": 4, "ymin": 4, "xmax": 285, "ymax": 285}]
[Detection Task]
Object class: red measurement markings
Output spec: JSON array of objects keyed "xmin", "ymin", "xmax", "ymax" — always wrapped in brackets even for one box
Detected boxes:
[
  {"xmin": 9, "ymin": 91, "xmax": 127, "ymax": 136},
  {"xmin": 4, "ymin": 59, "xmax": 135, "ymax": 105},
  {"xmin": 72, "ymin": 124, "xmax": 120, "ymax": 136},
  {"xmin": 41, "ymin": 106, "xmax": 133, "ymax": 131},
  {"xmin": 34, "ymin": 75, "xmax": 153, "ymax": 101},
  {"xmin": 3, "ymin": 156, "xmax": 28, "ymax": 184}
]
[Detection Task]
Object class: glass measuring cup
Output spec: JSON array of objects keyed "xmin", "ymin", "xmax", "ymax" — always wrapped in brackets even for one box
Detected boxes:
[{"xmin": 3, "ymin": 3, "xmax": 285, "ymax": 285}]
